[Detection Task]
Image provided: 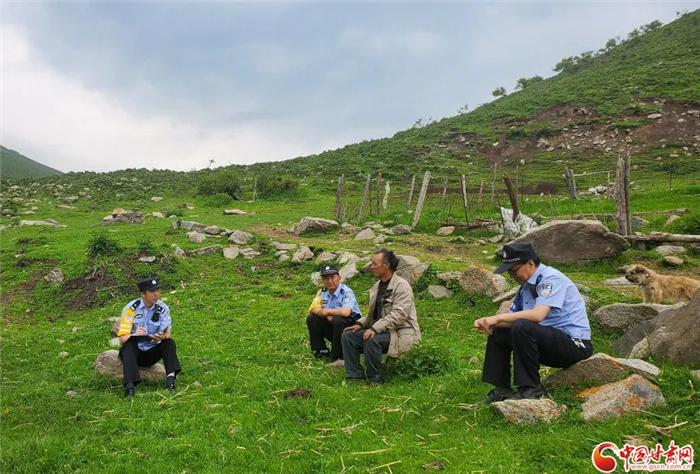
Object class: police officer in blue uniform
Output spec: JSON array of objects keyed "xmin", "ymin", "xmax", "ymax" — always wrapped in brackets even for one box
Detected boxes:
[
  {"xmin": 118, "ymin": 277, "xmax": 181, "ymax": 398},
  {"xmin": 307, "ymin": 265, "xmax": 361, "ymax": 366},
  {"xmin": 474, "ymin": 243, "xmax": 593, "ymax": 403}
]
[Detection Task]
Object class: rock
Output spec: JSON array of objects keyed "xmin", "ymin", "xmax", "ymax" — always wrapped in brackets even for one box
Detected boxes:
[
  {"xmin": 337, "ymin": 252, "xmax": 359, "ymax": 265},
  {"xmin": 604, "ymin": 277, "xmax": 635, "ymax": 287},
  {"xmin": 388, "ymin": 224, "xmax": 412, "ymax": 235},
  {"xmin": 489, "ymin": 234, "xmax": 503, "ymax": 244},
  {"xmin": 94, "ymin": 350, "xmax": 165, "ymax": 382},
  {"xmin": 223, "ymin": 209, "xmax": 247, "ymax": 215},
  {"xmin": 422, "ymin": 461, "xmax": 445, "ymax": 470},
  {"xmin": 272, "ymin": 241, "xmax": 298, "ymax": 251},
  {"xmin": 310, "ymin": 272, "xmax": 323, "ymax": 287},
  {"xmin": 171, "ymin": 244, "xmax": 186, "ymax": 259},
  {"xmin": 436, "ymin": 271, "xmax": 461, "ymax": 283},
  {"xmin": 437, "ymin": 226, "xmax": 455, "ymax": 236},
  {"xmin": 100, "ymin": 210, "xmax": 143, "ymax": 225},
  {"xmin": 629, "ymin": 338, "xmax": 650, "ymax": 359},
  {"xmin": 187, "ymin": 231, "xmax": 206, "ymax": 244},
  {"xmin": 109, "ymin": 317, "xmax": 121, "ymax": 337},
  {"xmin": 543, "ymin": 353, "xmax": 660, "ymax": 389},
  {"xmin": 459, "ymin": 267, "xmax": 508, "ymax": 297},
  {"xmin": 278, "ymin": 254, "xmax": 290, "ymax": 262},
  {"xmin": 611, "ymin": 305, "xmax": 681, "ymax": 357},
  {"xmin": 500, "ymin": 208, "xmax": 538, "ymax": 240},
  {"xmin": 492, "ymin": 286, "xmax": 518, "ymax": 305},
  {"xmin": 203, "ymin": 225, "xmax": 221, "ymax": 236},
  {"xmin": 151, "ymin": 196, "xmax": 163, "ymax": 202},
  {"xmin": 428, "ymin": 285, "xmax": 453, "ymax": 299},
  {"xmin": 496, "ymin": 299, "xmax": 513, "ymax": 314},
  {"xmin": 138, "ymin": 256, "xmax": 156, "ymax": 263},
  {"xmin": 240, "ymin": 248, "xmax": 261, "ymax": 259},
  {"xmin": 663, "ymin": 256, "xmax": 684, "ymax": 267},
  {"xmin": 315, "ymin": 251, "xmax": 336, "ymax": 265},
  {"xmin": 664, "ymin": 215, "xmax": 680, "ymax": 226},
  {"xmin": 354, "ymin": 228, "xmax": 376, "ymax": 241},
  {"xmin": 373, "ymin": 235, "xmax": 386, "ymax": 245},
  {"xmin": 502, "ymin": 220, "xmax": 629, "ymax": 264},
  {"xmin": 65, "ymin": 196, "xmax": 79, "ymax": 203},
  {"xmin": 190, "ymin": 245, "xmax": 222, "ymax": 257},
  {"xmin": 593, "ymin": 303, "xmax": 679, "ymax": 331},
  {"xmin": 491, "ymin": 399, "xmax": 567, "ymax": 425},
  {"xmin": 109, "ymin": 337, "xmax": 120, "ymax": 347},
  {"xmin": 647, "ymin": 113, "xmax": 662, "ymax": 119},
  {"xmin": 655, "ymin": 245, "xmax": 686, "ymax": 256},
  {"xmin": 180, "ymin": 221, "xmax": 206, "ymax": 233},
  {"xmin": 578, "ymin": 374, "xmax": 665, "ymax": 422},
  {"xmin": 44, "ymin": 268, "xmax": 64, "ymax": 284},
  {"xmin": 19, "ymin": 219, "xmax": 66, "ymax": 228},
  {"xmin": 397, "ymin": 255, "xmax": 421, "ymax": 269},
  {"xmin": 151, "ymin": 212, "xmax": 164, "ymax": 218},
  {"xmin": 292, "ymin": 246, "xmax": 313, "ymax": 263},
  {"xmin": 293, "ymin": 217, "xmax": 339, "ymax": 235},
  {"xmin": 631, "ymin": 216, "xmax": 649, "ymax": 228},
  {"xmin": 646, "ymin": 291, "xmax": 700, "ymax": 364},
  {"xmin": 223, "ymin": 246, "xmax": 240, "ymax": 259},
  {"xmin": 396, "ymin": 262, "xmax": 431, "ymax": 286},
  {"xmin": 339, "ymin": 261, "xmax": 360, "ymax": 282},
  {"xmin": 58, "ymin": 351, "xmax": 69, "ymax": 358},
  {"xmin": 691, "ymin": 370, "xmax": 700, "ymax": 385},
  {"xmin": 574, "ymin": 283, "xmax": 591, "ymax": 294},
  {"xmin": 66, "ymin": 390, "xmax": 78, "ymax": 397},
  {"xmin": 228, "ymin": 230, "xmax": 254, "ymax": 245}
]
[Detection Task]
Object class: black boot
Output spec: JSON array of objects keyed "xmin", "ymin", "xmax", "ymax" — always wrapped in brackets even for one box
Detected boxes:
[
  {"xmin": 124, "ymin": 382, "xmax": 135, "ymax": 399},
  {"xmin": 484, "ymin": 386, "xmax": 514, "ymax": 404},
  {"xmin": 512, "ymin": 384, "xmax": 547, "ymax": 400},
  {"xmin": 165, "ymin": 376, "xmax": 176, "ymax": 394}
]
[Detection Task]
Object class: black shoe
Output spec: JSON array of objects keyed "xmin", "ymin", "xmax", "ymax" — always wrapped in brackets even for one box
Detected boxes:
[
  {"xmin": 124, "ymin": 386, "xmax": 135, "ymax": 399},
  {"xmin": 484, "ymin": 386, "xmax": 514, "ymax": 404},
  {"xmin": 314, "ymin": 350, "xmax": 331, "ymax": 360},
  {"xmin": 512, "ymin": 384, "xmax": 547, "ymax": 400},
  {"xmin": 165, "ymin": 376, "xmax": 176, "ymax": 394}
]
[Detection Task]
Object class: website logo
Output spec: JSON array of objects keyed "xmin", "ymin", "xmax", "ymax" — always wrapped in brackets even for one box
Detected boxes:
[{"xmin": 592, "ymin": 442, "xmax": 694, "ymax": 472}]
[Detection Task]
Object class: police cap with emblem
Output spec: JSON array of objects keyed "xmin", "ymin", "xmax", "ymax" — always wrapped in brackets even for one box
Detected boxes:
[
  {"xmin": 138, "ymin": 277, "xmax": 161, "ymax": 292},
  {"xmin": 494, "ymin": 242, "xmax": 538, "ymax": 274},
  {"xmin": 319, "ymin": 265, "xmax": 340, "ymax": 277}
]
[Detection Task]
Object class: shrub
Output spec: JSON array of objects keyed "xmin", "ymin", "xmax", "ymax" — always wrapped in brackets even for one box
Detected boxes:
[
  {"xmin": 392, "ymin": 342, "xmax": 454, "ymax": 380},
  {"xmin": 203, "ymin": 192, "xmax": 234, "ymax": 208},
  {"xmin": 196, "ymin": 169, "xmax": 242, "ymax": 198},
  {"xmin": 137, "ymin": 238, "xmax": 157, "ymax": 256},
  {"xmin": 87, "ymin": 233, "xmax": 121, "ymax": 257},
  {"xmin": 669, "ymin": 212, "xmax": 700, "ymax": 235},
  {"xmin": 256, "ymin": 174, "xmax": 300, "ymax": 198}
]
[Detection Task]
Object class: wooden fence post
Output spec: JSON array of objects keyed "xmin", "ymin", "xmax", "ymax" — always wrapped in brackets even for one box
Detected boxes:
[
  {"xmin": 358, "ymin": 174, "xmax": 371, "ymax": 223},
  {"xmin": 490, "ymin": 164, "xmax": 498, "ymax": 205},
  {"xmin": 477, "ymin": 179, "xmax": 484, "ymax": 205},
  {"xmin": 407, "ymin": 174, "xmax": 416, "ymax": 208},
  {"xmin": 376, "ymin": 172, "xmax": 382, "ymax": 216},
  {"xmin": 441, "ymin": 179, "xmax": 448, "ymax": 206},
  {"xmin": 383, "ymin": 181, "xmax": 390, "ymax": 210},
  {"xmin": 460, "ymin": 173, "xmax": 469, "ymax": 225},
  {"xmin": 503, "ymin": 173, "xmax": 520, "ymax": 221},
  {"xmin": 564, "ymin": 166, "xmax": 578, "ymax": 199},
  {"xmin": 333, "ymin": 174, "xmax": 344, "ymax": 221},
  {"xmin": 252, "ymin": 176, "xmax": 258, "ymax": 202},
  {"xmin": 341, "ymin": 203, "xmax": 347, "ymax": 223},
  {"xmin": 411, "ymin": 171, "xmax": 431, "ymax": 229},
  {"xmin": 614, "ymin": 155, "xmax": 631, "ymax": 235}
]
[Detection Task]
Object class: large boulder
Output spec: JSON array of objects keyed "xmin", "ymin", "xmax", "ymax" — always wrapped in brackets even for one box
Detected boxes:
[
  {"xmin": 292, "ymin": 246, "xmax": 314, "ymax": 263},
  {"xmin": 187, "ymin": 231, "xmax": 206, "ymax": 244},
  {"xmin": 428, "ymin": 285, "xmax": 453, "ymax": 299},
  {"xmin": 339, "ymin": 260, "xmax": 360, "ymax": 282},
  {"xmin": 294, "ymin": 217, "xmax": 339, "ymax": 235},
  {"xmin": 610, "ymin": 306, "xmax": 681, "ymax": 357},
  {"xmin": 315, "ymin": 251, "xmax": 336, "ymax": 265},
  {"xmin": 228, "ymin": 230, "xmax": 254, "ymax": 245},
  {"xmin": 543, "ymin": 353, "xmax": 660, "ymax": 389},
  {"xmin": 502, "ymin": 220, "xmax": 629, "ymax": 264},
  {"xmin": 459, "ymin": 267, "xmax": 508, "ymax": 297},
  {"xmin": 577, "ymin": 374, "xmax": 666, "ymax": 422},
  {"xmin": 223, "ymin": 246, "xmax": 240, "ymax": 259},
  {"xmin": 646, "ymin": 291, "xmax": 700, "ymax": 364},
  {"xmin": 396, "ymin": 263, "xmax": 431, "ymax": 286},
  {"xmin": 354, "ymin": 228, "xmax": 376, "ymax": 241},
  {"xmin": 491, "ymin": 399, "xmax": 567, "ymax": 425},
  {"xmin": 593, "ymin": 303, "xmax": 681, "ymax": 331},
  {"xmin": 655, "ymin": 245, "xmax": 686, "ymax": 256},
  {"xmin": 94, "ymin": 350, "xmax": 165, "ymax": 383},
  {"xmin": 388, "ymin": 224, "xmax": 412, "ymax": 235}
]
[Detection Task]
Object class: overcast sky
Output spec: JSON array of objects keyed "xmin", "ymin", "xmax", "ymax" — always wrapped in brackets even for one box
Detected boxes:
[{"xmin": 2, "ymin": 1, "xmax": 698, "ymax": 173}]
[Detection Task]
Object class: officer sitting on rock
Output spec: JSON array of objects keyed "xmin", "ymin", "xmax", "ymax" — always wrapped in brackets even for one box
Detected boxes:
[
  {"xmin": 307, "ymin": 265, "xmax": 361, "ymax": 368},
  {"xmin": 118, "ymin": 277, "xmax": 181, "ymax": 398},
  {"xmin": 473, "ymin": 242, "xmax": 593, "ymax": 403}
]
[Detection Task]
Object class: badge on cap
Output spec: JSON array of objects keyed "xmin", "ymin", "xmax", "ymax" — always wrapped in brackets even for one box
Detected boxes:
[
  {"xmin": 503, "ymin": 250, "xmax": 508, "ymax": 259},
  {"xmin": 325, "ymin": 266, "xmax": 330, "ymax": 271},
  {"xmin": 152, "ymin": 279, "xmax": 156, "ymax": 285}
]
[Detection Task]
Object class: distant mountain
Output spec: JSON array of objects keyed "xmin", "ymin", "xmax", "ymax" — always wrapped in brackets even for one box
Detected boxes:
[{"xmin": 1, "ymin": 145, "xmax": 63, "ymax": 180}]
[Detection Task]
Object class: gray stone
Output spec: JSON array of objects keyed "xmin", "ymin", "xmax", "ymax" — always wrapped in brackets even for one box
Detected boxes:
[
  {"xmin": 310, "ymin": 272, "xmax": 323, "ymax": 287},
  {"xmin": 489, "ymin": 234, "xmax": 503, "ymax": 244},
  {"xmin": 151, "ymin": 212, "xmax": 164, "ymax": 218},
  {"xmin": 109, "ymin": 317, "xmax": 121, "ymax": 337},
  {"xmin": 203, "ymin": 225, "xmax": 221, "ymax": 235},
  {"xmin": 171, "ymin": 244, "xmax": 186, "ymax": 259},
  {"xmin": 354, "ymin": 228, "xmax": 376, "ymax": 241},
  {"xmin": 646, "ymin": 291, "xmax": 700, "ymax": 364},
  {"xmin": 611, "ymin": 305, "xmax": 680, "ymax": 357},
  {"xmin": 691, "ymin": 370, "xmax": 700, "ymax": 385},
  {"xmin": 292, "ymin": 246, "xmax": 313, "ymax": 263},
  {"xmin": 543, "ymin": 353, "xmax": 660, "ymax": 389},
  {"xmin": 629, "ymin": 338, "xmax": 650, "ymax": 359},
  {"xmin": 502, "ymin": 220, "xmax": 629, "ymax": 264},
  {"xmin": 437, "ymin": 226, "xmax": 455, "ymax": 236},
  {"xmin": 663, "ymin": 256, "xmax": 684, "ymax": 267},
  {"xmin": 138, "ymin": 256, "xmax": 156, "ymax": 263},
  {"xmin": 436, "ymin": 271, "xmax": 461, "ymax": 283},
  {"xmin": 665, "ymin": 215, "xmax": 680, "ymax": 226},
  {"xmin": 388, "ymin": 224, "xmax": 412, "ymax": 235},
  {"xmin": 151, "ymin": 196, "xmax": 163, "ymax": 202},
  {"xmin": 491, "ymin": 399, "xmax": 567, "ymax": 425},
  {"xmin": 223, "ymin": 209, "xmax": 247, "ymax": 215},
  {"xmin": 604, "ymin": 277, "xmax": 635, "ymax": 287},
  {"xmin": 44, "ymin": 268, "xmax": 64, "ymax": 284},
  {"xmin": 228, "ymin": 230, "xmax": 254, "ymax": 245},
  {"xmin": 373, "ymin": 235, "xmax": 386, "ymax": 245},
  {"xmin": 187, "ymin": 231, "xmax": 206, "ymax": 244},
  {"xmin": 294, "ymin": 217, "xmax": 339, "ymax": 235},
  {"xmin": 180, "ymin": 221, "xmax": 206, "ymax": 233},
  {"xmin": 315, "ymin": 251, "xmax": 336, "ymax": 265},
  {"xmin": 428, "ymin": 285, "xmax": 453, "ymax": 299},
  {"xmin": 109, "ymin": 337, "xmax": 120, "ymax": 347},
  {"xmin": 575, "ymin": 283, "xmax": 591, "ymax": 294},
  {"xmin": 337, "ymin": 252, "xmax": 359, "ymax": 265},
  {"xmin": 240, "ymin": 248, "xmax": 261, "ymax": 259},
  {"xmin": 190, "ymin": 245, "xmax": 222, "ymax": 257},
  {"xmin": 631, "ymin": 216, "xmax": 649, "ymax": 228},
  {"xmin": 66, "ymin": 390, "xmax": 78, "ymax": 397},
  {"xmin": 594, "ymin": 303, "xmax": 679, "ymax": 331},
  {"xmin": 396, "ymin": 262, "xmax": 431, "ymax": 286},
  {"xmin": 223, "ymin": 246, "xmax": 240, "ymax": 259},
  {"xmin": 339, "ymin": 261, "xmax": 360, "ymax": 282},
  {"xmin": 459, "ymin": 267, "xmax": 508, "ymax": 297},
  {"xmin": 278, "ymin": 254, "xmax": 290, "ymax": 263},
  {"xmin": 19, "ymin": 219, "xmax": 66, "ymax": 228},
  {"xmin": 578, "ymin": 374, "xmax": 666, "ymax": 422},
  {"xmin": 647, "ymin": 113, "xmax": 662, "ymax": 119},
  {"xmin": 655, "ymin": 245, "xmax": 686, "ymax": 256},
  {"xmin": 272, "ymin": 241, "xmax": 297, "ymax": 251},
  {"xmin": 58, "ymin": 351, "xmax": 69, "ymax": 358},
  {"xmin": 492, "ymin": 286, "xmax": 519, "ymax": 305},
  {"xmin": 94, "ymin": 350, "xmax": 165, "ymax": 382},
  {"xmin": 496, "ymin": 299, "xmax": 513, "ymax": 314}
]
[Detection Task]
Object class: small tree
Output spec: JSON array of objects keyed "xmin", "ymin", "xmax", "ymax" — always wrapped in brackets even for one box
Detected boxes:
[
  {"xmin": 196, "ymin": 169, "xmax": 242, "ymax": 199},
  {"xmin": 492, "ymin": 86, "xmax": 506, "ymax": 98},
  {"xmin": 457, "ymin": 103, "xmax": 469, "ymax": 114},
  {"xmin": 641, "ymin": 20, "xmax": 662, "ymax": 34},
  {"xmin": 514, "ymin": 76, "xmax": 544, "ymax": 90}
]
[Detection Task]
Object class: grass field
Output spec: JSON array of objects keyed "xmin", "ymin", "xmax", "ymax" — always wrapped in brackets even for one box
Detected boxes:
[{"xmin": 1, "ymin": 185, "xmax": 699, "ymax": 474}]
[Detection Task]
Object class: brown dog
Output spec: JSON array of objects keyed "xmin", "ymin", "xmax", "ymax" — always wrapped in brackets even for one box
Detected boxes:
[{"xmin": 625, "ymin": 264, "xmax": 700, "ymax": 304}]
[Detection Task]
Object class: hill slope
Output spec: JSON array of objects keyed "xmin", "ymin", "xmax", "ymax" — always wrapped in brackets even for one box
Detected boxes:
[{"xmin": 0, "ymin": 145, "xmax": 63, "ymax": 180}]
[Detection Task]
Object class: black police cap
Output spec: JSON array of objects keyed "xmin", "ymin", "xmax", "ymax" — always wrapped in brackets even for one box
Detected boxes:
[
  {"xmin": 494, "ymin": 242, "xmax": 539, "ymax": 274},
  {"xmin": 138, "ymin": 277, "xmax": 161, "ymax": 292},
  {"xmin": 319, "ymin": 265, "xmax": 340, "ymax": 277}
]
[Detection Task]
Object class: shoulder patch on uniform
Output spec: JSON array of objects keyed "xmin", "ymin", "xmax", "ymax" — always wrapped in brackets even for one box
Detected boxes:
[
  {"xmin": 538, "ymin": 282, "xmax": 553, "ymax": 297},
  {"xmin": 343, "ymin": 295, "xmax": 351, "ymax": 303}
]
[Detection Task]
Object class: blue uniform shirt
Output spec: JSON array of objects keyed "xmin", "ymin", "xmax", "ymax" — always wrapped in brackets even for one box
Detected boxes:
[
  {"xmin": 321, "ymin": 283, "xmax": 361, "ymax": 319},
  {"xmin": 120, "ymin": 298, "xmax": 172, "ymax": 351},
  {"xmin": 509, "ymin": 264, "xmax": 591, "ymax": 340}
]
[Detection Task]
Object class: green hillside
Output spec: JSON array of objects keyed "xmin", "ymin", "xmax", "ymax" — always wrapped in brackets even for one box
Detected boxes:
[{"xmin": 0, "ymin": 145, "xmax": 63, "ymax": 180}]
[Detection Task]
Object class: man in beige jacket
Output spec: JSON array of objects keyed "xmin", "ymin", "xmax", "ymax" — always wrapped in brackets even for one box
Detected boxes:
[{"xmin": 341, "ymin": 248, "xmax": 421, "ymax": 384}]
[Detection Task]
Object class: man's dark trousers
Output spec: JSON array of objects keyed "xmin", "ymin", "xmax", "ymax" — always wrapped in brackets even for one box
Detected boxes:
[
  {"xmin": 482, "ymin": 319, "xmax": 593, "ymax": 388},
  {"xmin": 119, "ymin": 338, "xmax": 181, "ymax": 386},
  {"xmin": 306, "ymin": 314, "xmax": 356, "ymax": 359},
  {"xmin": 341, "ymin": 330, "xmax": 390, "ymax": 382}
]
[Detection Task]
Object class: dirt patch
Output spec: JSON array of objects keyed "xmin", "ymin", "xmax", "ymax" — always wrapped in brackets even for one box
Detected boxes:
[
  {"xmin": 283, "ymin": 387, "xmax": 312, "ymax": 399},
  {"xmin": 62, "ymin": 266, "xmax": 117, "ymax": 311},
  {"xmin": 0, "ymin": 270, "xmax": 45, "ymax": 310}
]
